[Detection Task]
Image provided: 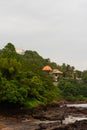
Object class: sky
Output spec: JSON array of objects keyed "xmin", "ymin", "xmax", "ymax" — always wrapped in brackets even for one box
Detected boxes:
[{"xmin": 0, "ymin": 0, "xmax": 87, "ymax": 71}]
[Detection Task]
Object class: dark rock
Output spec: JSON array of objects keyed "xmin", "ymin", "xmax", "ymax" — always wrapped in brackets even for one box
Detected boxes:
[
  {"xmin": 0, "ymin": 102, "xmax": 87, "ymax": 130},
  {"xmin": 52, "ymin": 120, "xmax": 87, "ymax": 130}
]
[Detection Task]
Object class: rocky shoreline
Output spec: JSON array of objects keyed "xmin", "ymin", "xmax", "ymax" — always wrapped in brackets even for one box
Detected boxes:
[{"xmin": 0, "ymin": 102, "xmax": 87, "ymax": 130}]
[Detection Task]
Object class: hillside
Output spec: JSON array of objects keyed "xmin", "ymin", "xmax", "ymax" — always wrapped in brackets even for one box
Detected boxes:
[
  {"xmin": 0, "ymin": 43, "xmax": 59, "ymax": 108},
  {"xmin": 0, "ymin": 43, "xmax": 87, "ymax": 108}
]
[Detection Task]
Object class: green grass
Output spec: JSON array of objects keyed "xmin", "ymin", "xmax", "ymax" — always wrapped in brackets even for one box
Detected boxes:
[{"xmin": 24, "ymin": 98, "xmax": 44, "ymax": 108}]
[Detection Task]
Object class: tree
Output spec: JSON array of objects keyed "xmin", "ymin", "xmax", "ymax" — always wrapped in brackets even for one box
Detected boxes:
[
  {"xmin": 82, "ymin": 71, "xmax": 87, "ymax": 83},
  {"xmin": 28, "ymin": 76, "xmax": 44, "ymax": 100},
  {"xmin": 0, "ymin": 78, "xmax": 28, "ymax": 104},
  {"xmin": 58, "ymin": 79, "xmax": 80, "ymax": 100},
  {"xmin": 0, "ymin": 58, "xmax": 21, "ymax": 80},
  {"xmin": 1, "ymin": 43, "xmax": 16, "ymax": 58}
]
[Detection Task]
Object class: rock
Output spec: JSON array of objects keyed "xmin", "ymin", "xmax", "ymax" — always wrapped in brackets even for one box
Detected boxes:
[
  {"xmin": 52, "ymin": 120, "xmax": 87, "ymax": 130},
  {"xmin": 0, "ymin": 103, "xmax": 87, "ymax": 130},
  {"xmin": 0, "ymin": 124, "xmax": 6, "ymax": 129},
  {"xmin": 2, "ymin": 128, "xmax": 14, "ymax": 130}
]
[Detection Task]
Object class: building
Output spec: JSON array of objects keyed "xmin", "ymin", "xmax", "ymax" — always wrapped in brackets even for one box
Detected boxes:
[
  {"xmin": 16, "ymin": 48, "xmax": 25, "ymax": 55},
  {"xmin": 52, "ymin": 69, "xmax": 63, "ymax": 81},
  {"xmin": 42, "ymin": 66, "xmax": 63, "ymax": 81},
  {"xmin": 42, "ymin": 65, "xmax": 52, "ymax": 74}
]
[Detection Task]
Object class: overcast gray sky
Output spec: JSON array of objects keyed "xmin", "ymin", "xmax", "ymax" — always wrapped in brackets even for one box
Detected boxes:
[{"xmin": 0, "ymin": 0, "xmax": 87, "ymax": 70}]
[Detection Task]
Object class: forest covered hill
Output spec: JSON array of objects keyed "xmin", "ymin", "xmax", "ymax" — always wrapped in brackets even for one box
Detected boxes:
[{"xmin": 0, "ymin": 43, "xmax": 87, "ymax": 108}]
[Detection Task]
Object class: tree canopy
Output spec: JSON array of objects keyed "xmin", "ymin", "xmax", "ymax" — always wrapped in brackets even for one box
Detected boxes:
[
  {"xmin": 0, "ymin": 43, "xmax": 58, "ymax": 107},
  {"xmin": 0, "ymin": 43, "xmax": 87, "ymax": 108}
]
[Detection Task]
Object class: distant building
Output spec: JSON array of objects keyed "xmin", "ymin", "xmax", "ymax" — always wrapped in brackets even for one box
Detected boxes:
[
  {"xmin": 52, "ymin": 69, "xmax": 63, "ymax": 81},
  {"xmin": 16, "ymin": 48, "xmax": 25, "ymax": 55},
  {"xmin": 42, "ymin": 65, "xmax": 52, "ymax": 74},
  {"xmin": 42, "ymin": 66, "xmax": 63, "ymax": 81}
]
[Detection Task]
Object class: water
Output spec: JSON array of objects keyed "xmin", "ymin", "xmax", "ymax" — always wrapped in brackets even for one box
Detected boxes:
[
  {"xmin": 67, "ymin": 103, "xmax": 87, "ymax": 108},
  {"xmin": 63, "ymin": 103, "xmax": 87, "ymax": 124},
  {"xmin": 63, "ymin": 115, "xmax": 87, "ymax": 124}
]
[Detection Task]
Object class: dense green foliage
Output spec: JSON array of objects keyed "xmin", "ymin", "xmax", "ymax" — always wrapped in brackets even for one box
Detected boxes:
[
  {"xmin": 0, "ymin": 43, "xmax": 87, "ymax": 108},
  {"xmin": 0, "ymin": 43, "xmax": 59, "ymax": 107},
  {"xmin": 58, "ymin": 78, "xmax": 87, "ymax": 101}
]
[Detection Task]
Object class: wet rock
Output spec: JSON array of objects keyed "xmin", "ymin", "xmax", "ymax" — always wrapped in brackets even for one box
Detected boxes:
[
  {"xmin": 0, "ymin": 124, "xmax": 6, "ymax": 129},
  {"xmin": 37, "ymin": 121, "xmax": 61, "ymax": 130},
  {"xmin": 0, "ymin": 103, "xmax": 86, "ymax": 130},
  {"xmin": 52, "ymin": 120, "xmax": 87, "ymax": 130},
  {"xmin": 2, "ymin": 128, "xmax": 14, "ymax": 130}
]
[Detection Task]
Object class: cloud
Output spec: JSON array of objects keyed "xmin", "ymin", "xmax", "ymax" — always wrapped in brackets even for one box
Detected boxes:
[{"xmin": 0, "ymin": 0, "xmax": 87, "ymax": 70}]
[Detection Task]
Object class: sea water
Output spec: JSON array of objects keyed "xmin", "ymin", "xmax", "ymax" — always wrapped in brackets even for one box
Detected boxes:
[
  {"xmin": 63, "ymin": 103, "xmax": 87, "ymax": 124},
  {"xmin": 67, "ymin": 103, "xmax": 87, "ymax": 108}
]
